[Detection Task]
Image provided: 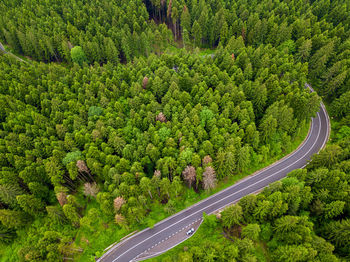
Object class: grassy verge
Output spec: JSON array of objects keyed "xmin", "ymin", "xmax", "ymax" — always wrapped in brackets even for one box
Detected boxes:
[{"xmin": 164, "ymin": 45, "xmax": 215, "ymax": 57}]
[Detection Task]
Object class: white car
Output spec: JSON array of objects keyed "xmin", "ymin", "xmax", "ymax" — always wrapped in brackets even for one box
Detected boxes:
[{"xmin": 186, "ymin": 228, "xmax": 195, "ymax": 235}]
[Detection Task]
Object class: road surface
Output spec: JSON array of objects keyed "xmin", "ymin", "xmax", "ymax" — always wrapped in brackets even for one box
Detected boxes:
[{"xmin": 98, "ymin": 100, "xmax": 330, "ymax": 262}]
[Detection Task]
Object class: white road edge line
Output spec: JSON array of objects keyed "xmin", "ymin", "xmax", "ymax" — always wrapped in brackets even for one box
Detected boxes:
[
  {"xmin": 319, "ymin": 103, "xmax": 330, "ymax": 150},
  {"xmin": 112, "ymin": 114, "xmax": 322, "ymax": 262}
]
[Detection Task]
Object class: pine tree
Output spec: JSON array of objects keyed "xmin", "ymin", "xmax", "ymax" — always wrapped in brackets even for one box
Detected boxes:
[
  {"xmin": 140, "ymin": 177, "xmax": 153, "ymax": 199},
  {"xmin": 192, "ymin": 20, "xmax": 202, "ymax": 47},
  {"xmin": 16, "ymin": 194, "xmax": 45, "ymax": 216},
  {"xmin": 0, "ymin": 209, "xmax": 27, "ymax": 228},
  {"xmin": 323, "ymin": 219, "xmax": 350, "ymax": 250},
  {"xmin": 46, "ymin": 206, "xmax": 67, "ymax": 224},
  {"xmin": 0, "ymin": 183, "xmax": 23, "ymax": 208},
  {"xmin": 221, "ymin": 204, "xmax": 243, "ymax": 228},
  {"xmin": 63, "ymin": 204, "xmax": 80, "ymax": 227}
]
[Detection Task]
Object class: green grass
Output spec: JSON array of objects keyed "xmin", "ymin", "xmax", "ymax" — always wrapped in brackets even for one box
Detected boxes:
[
  {"xmin": 74, "ymin": 221, "xmax": 129, "ymax": 261},
  {"xmin": 253, "ymin": 241, "xmax": 269, "ymax": 262},
  {"xmin": 164, "ymin": 44, "xmax": 215, "ymax": 57}
]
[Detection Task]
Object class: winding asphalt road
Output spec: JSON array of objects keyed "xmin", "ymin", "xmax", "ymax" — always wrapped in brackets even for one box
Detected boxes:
[{"xmin": 98, "ymin": 99, "xmax": 330, "ymax": 262}]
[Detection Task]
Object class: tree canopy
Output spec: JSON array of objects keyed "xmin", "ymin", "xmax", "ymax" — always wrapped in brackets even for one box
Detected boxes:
[{"xmin": 0, "ymin": 0, "xmax": 349, "ymax": 260}]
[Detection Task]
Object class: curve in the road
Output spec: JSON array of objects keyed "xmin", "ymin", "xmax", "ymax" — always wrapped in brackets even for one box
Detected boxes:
[{"xmin": 98, "ymin": 101, "xmax": 330, "ymax": 262}]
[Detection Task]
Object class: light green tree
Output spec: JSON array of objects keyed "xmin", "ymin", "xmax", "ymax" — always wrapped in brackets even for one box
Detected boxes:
[{"xmin": 70, "ymin": 46, "xmax": 87, "ymax": 65}]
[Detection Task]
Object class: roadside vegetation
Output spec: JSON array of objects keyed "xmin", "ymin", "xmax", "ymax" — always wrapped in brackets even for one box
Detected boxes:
[
  {"xmin": 149, "ymin": 120, "xmax": 350, "ymax": 261},
  {"xmin": 0, "ymin": 0, "xmax": 349, "ymax": 261}
]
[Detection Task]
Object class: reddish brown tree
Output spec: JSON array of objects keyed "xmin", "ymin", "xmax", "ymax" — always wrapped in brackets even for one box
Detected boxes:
[
  {"xmin": 113, "ymin": 196, "xmax": 126, "ymax": 211},
  {"xmin": 76, "ymin": 160, "xmax": 90, "ymax": 174},
  {"xmin": 56, "ymin": 192, "xmax": 67, "ymax": 206},
  {"xmin": 154, "ymin": 169, "xmax": 161, "ymax": 178},
  {"xmin": 202, "ymin": 155, "xmax": 213, "ymax": 166},
  {"xmin": 142, "ymin": 76, "xmax": 148, "ymax": 89},
  {"xmin": 156, "ymin": 112, "xmax": 167, "ymax": 122}
]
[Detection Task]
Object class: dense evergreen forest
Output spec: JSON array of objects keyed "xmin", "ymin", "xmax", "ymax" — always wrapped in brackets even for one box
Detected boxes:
[{"xmin": 0, "ymin": 0, "xmax": 349, "ymax": 261}]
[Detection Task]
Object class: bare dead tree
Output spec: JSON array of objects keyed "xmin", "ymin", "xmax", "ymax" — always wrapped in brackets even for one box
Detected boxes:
[
  {"xmin": 156, "ymin": 112, "xmax": 167, "ymax": 122},
  {"xmin": 182, "ymin": 165, "xmax": 196, "ymax": 188},
  {"xmin": 113, "ymin": 196, "xmax": 125, "ymax": 212},
  {"xmin": 203, "ymin": 166, "xmax": 217, "ymax": 191},
  {"xmin": 56, "ymin": 192, "xmax": 68, "ymax": 206},
  {"xmin": 167, "ymin": 0, "xmax": 172, "ymax": 18},
  {"xmin": 92, "ymin": 129, "xmax": 101, "ymax": 141},
  {"xmin": 83, "ymin": 182, "xmax": 99, "ymax": 198},
  {"xmin": 76, "ymin": 160, "xmax": 94, "ymax": 182},
  {"xmin": 76, "ymin": 160, "xmax": 89, "ymax": 174},
  {"xmin": 154, "ymin": 169, "xmax": 161, "ymax": 178},
  {"xmin": 202, "ymin": 155, "xmax": 213, "ymax": 166},
  {"xmin": 142, "ymin": 76, "xmax": 148, "ymax": 89}
]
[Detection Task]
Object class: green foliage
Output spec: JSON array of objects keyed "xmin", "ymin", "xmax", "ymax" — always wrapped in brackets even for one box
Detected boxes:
[
  {"xmin": 1, "ymin": 0, "xmax": 350, "ymax": 260},
  {"xmin": 202, "ymin": 213, "xmax": 218, "ymax": 232},
  {"xmin": 16, "ymin": 194, "xmax": 45, "ymax": 216},
  {"xmin": 200, "ymin": 108, "xmax": 214, "ymax": 128},
  {"xmin": 46, "ymin": 206, "xmax": 67, "ymax": 224},
  {"xmin": 70, "ymin": 46, "xmax": 87, "ymax": 65},
  {"xmin": 0, "ymin": 225, "xmax": 16, "ymax": 244},
  {"xmin": 242, "ymin": 224, "xmax": 261, "ymax": 241},
  {"xmin": 63, "ymin": 204, "xmax": 80, "ymax": 227},
  {"xmin": 0, "ymin": 210, "xmax": 28, "ymax": 229},
  {"xmin": 62, "ymin": 151, "xmax": 82, "ymax": 166},
  {"xmin": 221, "ymin": 204, "xmax": 243, "ymax": 228},
  {"xmin": 158, "ymin": 127, "xmax": 171, "ymax": 142},
  {"xmin": 88, "ymin": 106, "xmax": 103, "ymax": 118},
  {"xmin": 0, "ymin": 183, "xmax": 23, "ymax": 208}
]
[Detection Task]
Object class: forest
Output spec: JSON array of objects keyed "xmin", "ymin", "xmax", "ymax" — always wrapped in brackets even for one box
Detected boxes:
[{"xmin": 0, "ymin": 0, "xmax": 349, "ymax": 261}]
